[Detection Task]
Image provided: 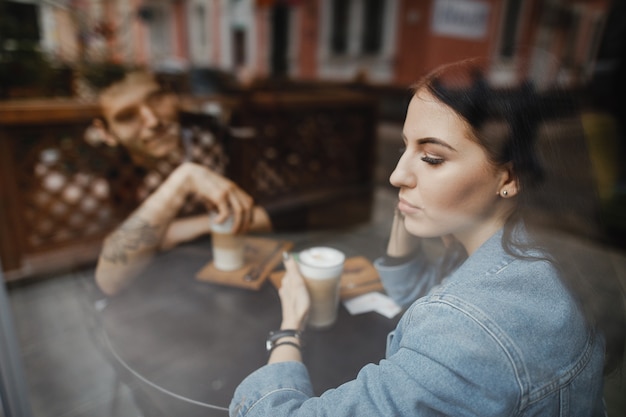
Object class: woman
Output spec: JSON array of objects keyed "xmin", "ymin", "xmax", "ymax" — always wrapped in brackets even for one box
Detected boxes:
[{"xmin": 229, "ymin": 59, "xmax": 626, "ymax": 416}]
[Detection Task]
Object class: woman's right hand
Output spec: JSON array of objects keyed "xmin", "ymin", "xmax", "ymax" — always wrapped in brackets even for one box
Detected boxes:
[
  {"xmin": 386, "ymin": 207, "xmax": 420, "ymax": 257},
  {"xmin": 279, "ymin": 253, "xmax": 310, "ymax": 331}
]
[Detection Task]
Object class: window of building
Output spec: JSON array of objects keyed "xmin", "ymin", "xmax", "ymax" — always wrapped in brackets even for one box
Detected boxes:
[
  {"xmin": 4, "ymin": 1, "xmax": 40, "ymax": 41},
  {"xmin": 499, "ymin": 0, "xmax": 523, "ymax": 59},
  {"xmin": 587, "ymin": 15, "xmax": 605, "ymax": 64},
  {"xmin": 362, "ymin": 0, "xmax": 384, "ymax": 54},
  {"xmin": 233, "ymin": 28, "xmax": 246, "ymax": 67},
  {"xmin": 321, "ymin": 0, "xmax": 396, "ymax": 82},
  {"xmin": 196, "ymin": 4, "xmax": 206, "ymax": 46},
  {"xmin": 145, "ymin": 4, "xmax": 171, "ymax": 60},
  {"xmin": 562, "ymin": 10, "xmax": 580, "ymax": 67},
  {"xmin": 330, "ymin": 0, "xmax": 349, "ymax": 54},
  {"xmin": 329, "ymin": 0, "xmax": 386, "ymax": 56}
]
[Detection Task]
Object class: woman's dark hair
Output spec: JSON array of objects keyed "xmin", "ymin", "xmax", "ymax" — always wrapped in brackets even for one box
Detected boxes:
[{"xmin": 413, "ymin": 58, "xmax": 625, "ymax": 374}]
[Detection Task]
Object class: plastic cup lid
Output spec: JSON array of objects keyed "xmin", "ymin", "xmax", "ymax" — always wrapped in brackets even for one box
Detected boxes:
[{"xmin": 210, "ymin": 212, "xmax": 234, "ymax": 233}]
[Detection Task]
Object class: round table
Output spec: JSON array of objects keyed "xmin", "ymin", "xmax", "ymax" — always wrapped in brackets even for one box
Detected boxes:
[{"xmin": 99, "ymin": 234, "xmax": 399, "ymax": 416}]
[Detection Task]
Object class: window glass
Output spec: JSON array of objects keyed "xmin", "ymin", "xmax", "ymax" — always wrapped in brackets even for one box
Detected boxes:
[
  {"xmin": 330, "ymin": 0, "xmax": 350, "ymax": 54},
  {"xmin": 500, "ymin": 0, "xmax": 523, "ymax": 58},
  {"xmin": 362, "ymin": 0, "xmax": 384, "ymax": 54}
]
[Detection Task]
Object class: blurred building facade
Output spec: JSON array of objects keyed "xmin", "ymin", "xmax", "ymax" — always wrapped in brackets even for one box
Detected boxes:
[{"xmin": 2, "ymin": 0, "xmax": 614, "ymax": 90}]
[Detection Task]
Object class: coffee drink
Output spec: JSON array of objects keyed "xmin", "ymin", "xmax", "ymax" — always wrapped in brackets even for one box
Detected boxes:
[
  {"xmin": 210, "ymin": 214, "xmax": 244, "ymax": 271},
  {"xmin": 297, "ymin": 247, "xmax": 345, "ymax": 329}
]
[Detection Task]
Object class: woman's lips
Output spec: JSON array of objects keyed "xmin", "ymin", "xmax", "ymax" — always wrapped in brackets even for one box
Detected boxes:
[{"xmin": 397, "ymin": 198, "xmax": 422, "ymax": 214}]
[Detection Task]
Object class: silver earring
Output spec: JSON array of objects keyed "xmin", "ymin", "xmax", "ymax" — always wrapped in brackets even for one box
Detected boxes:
[{"xmin": 501, "ymin": 190, "xmax": 508, "ymax": 197}]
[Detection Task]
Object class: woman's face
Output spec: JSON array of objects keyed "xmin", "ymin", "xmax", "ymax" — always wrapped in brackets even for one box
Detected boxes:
[{"xmin": 390, "ymin": 89, "xmax": 514, "ymax": 253}]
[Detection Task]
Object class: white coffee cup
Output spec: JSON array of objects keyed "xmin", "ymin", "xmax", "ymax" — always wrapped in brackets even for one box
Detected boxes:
[
  {"xmin": 297, "ymin": 247, "xmax": 345, "ymax": 329},
  {"xmin": 210, "ymin": 213, "xmax": 245, "ymax": 271}
]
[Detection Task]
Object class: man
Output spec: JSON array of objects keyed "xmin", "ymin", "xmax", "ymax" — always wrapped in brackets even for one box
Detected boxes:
[{"xmin": 88, "ymin": 71, "xmax": 272, "ymax": 296}]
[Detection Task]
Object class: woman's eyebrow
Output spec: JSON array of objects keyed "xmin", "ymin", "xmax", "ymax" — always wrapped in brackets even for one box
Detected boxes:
[{"xmin": 417, "ymin": 137, "xmax": 457, "ymax": 151}]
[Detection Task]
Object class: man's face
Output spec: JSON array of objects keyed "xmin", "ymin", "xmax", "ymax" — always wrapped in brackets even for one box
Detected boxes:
[{"xmin": 100, "ymin": 75, "xmax": 181, "ymax": 162}]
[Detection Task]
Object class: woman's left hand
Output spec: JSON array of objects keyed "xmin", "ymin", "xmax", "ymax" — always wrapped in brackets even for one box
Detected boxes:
[{"xmin": 279, "ymin": 253, "xmax": 310, "ymax": 331}]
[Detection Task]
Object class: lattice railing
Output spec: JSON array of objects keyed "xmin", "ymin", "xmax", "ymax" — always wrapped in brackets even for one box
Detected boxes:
[
  {"xmin": 15, "ymin": 125, "xmax": 119, "ymax": 251},
  {"xmin": 228, "ymin": 92, "xmax": 377, "ymax": 205}
]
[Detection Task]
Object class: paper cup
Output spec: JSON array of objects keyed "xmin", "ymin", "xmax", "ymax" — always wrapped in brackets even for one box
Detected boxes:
[
  {"xmin": 210, "ymin": 213, "xmax": 244, "ymax": 271},
  {"xmin": 297, "ymin": 247, "xmax": 345, "ymax": 329}
]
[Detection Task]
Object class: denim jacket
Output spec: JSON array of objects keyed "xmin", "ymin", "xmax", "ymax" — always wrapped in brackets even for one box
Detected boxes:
[{"xmin": 230, "ymin": 229, "xmax": 606, "ymax": 416}]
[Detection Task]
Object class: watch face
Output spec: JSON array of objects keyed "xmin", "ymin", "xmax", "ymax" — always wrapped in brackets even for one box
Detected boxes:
[{"xmin": 266, "ymin": 330, "xmax": 300, "ymax": 351}]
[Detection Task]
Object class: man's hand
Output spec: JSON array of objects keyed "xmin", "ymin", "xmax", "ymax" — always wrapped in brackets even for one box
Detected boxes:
[{"xmin": 176, "ymin": 162, "xmax": 254, "ymax": 234}]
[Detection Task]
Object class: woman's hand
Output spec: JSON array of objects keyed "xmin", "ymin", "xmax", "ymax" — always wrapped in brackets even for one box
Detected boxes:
[
  {"xmin": 176, "ymin": 162, "xmax": 254, "ymax": 233},
  {"xmin": 386, "ymin": 207, "xmax": 421, "ymax": 257},
  {"xmin": 279, "ymin": 253, "xmax": 310, "ymax": 331}
]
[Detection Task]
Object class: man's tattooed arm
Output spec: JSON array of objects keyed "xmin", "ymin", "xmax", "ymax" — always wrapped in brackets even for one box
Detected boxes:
[
  {"xmin": 94, "ymin": 215, "xmax": 167, "ymax": 296},
  {"xmin": 94, "ymin": 166, "xmax": 193, "ymax": 296},
  {"xmin": 101, "ymin": 217, "xmax": 161, "ymax": 264}
]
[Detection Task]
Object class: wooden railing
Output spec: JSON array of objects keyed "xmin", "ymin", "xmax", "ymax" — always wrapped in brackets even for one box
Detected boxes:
[
  {"xmin": 0, "ymin": 91, "xmax": 378, "ymax": 281},
  {"xmin": 1, "ymin": 100, "xmax": 112, "ymax": 280}
]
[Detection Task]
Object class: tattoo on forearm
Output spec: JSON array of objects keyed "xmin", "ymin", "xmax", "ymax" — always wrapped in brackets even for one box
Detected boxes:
[{"xmin": 102, "ymin": 217, "xmax": 160, "ymax": 264}]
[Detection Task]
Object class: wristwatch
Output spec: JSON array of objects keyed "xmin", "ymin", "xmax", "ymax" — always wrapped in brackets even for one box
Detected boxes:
[{"xmin": 265, "ymin": 329, "xmax": 301, "ymax": 352}]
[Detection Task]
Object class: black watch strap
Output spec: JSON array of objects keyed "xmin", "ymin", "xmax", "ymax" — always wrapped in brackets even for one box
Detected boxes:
[{"xmin": 266, "ymin": 329, "xmax": 300, "ymax": 351}]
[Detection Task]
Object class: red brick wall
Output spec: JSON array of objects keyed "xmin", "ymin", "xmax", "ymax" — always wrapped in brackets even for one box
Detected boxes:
[
  {"xmin": 296, "ymin": 0, "xmax": 320, "ymax": 79},
  {"xmin": 395, "ymin": 0, "xmax": 502, "ymax": 85}
]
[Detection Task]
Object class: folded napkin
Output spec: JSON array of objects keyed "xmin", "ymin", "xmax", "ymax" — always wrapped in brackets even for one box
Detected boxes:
[
  {"xmin": 269, "ymin": 256, "xmax": 383, "ymax": 300},
  {"xmin": 196, "ymin": 237, "xmax": 293, "ymax": 290}
]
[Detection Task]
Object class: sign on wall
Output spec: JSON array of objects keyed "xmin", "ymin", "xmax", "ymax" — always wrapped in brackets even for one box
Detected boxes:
[{"xmin": 431, "ymin": 0, "xmax": 491, "ymax": 40}]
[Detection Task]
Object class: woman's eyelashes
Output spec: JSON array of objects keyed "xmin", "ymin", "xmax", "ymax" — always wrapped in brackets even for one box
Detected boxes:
[
  {"xmin": 398, "ymin": 145, "xmax": 444, "ymax": 165},
  {"xmin": 420, "ymin": 155, "xmax": 445, "ymax": 165}
]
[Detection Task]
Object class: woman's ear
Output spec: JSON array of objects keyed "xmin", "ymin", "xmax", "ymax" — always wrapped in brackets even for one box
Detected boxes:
[
  {"xmin": 498, "ymin": 163, "xmax": 519, "ymax": 198},
  {"xmin": 84, "ymin": 118, "xmax": 119, "ymax": 147}
]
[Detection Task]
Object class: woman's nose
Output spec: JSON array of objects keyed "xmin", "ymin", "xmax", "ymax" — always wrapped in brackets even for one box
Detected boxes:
[{"xmin": 389, "ymin": 152, "xmax": 415, "ymax": 189}]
